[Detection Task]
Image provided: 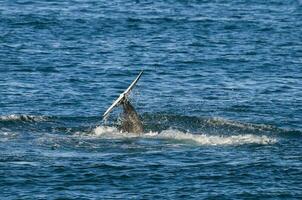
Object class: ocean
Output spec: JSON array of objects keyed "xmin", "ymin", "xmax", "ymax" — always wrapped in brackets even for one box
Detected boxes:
[{"xmin": 0, "ymin": 0, "xmax": 302, "ymax": 199}]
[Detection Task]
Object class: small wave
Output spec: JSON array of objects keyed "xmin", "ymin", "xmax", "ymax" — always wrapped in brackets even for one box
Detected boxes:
[
  {"xmin": 206, "ymin": 117, "xmax": 275, "ymax": 131},
  {"xmin": 7, "ymin": 161, "xmax": 39, "ymax": 166},
  {"xmin": 0, "ymin": 114, "xmax": 48, "ymax": 122},
  {"xmin": 0, "ymin": 130, "xmax": 17, "ymax": 142},
  {"xmin": 92, "ymin": 126, "xmax": 276, "ymax": 146}
]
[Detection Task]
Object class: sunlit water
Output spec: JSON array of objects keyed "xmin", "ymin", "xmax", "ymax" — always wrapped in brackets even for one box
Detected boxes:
[{"xmin": 1, "ymin": 0, "xmax": 302, "ymax": 199}]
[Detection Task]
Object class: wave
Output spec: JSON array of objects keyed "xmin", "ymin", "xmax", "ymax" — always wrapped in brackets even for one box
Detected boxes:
[
  {"xmin": 205, "ymin": 117, "xmax": 275, "ymax": 131},
  {"xmin": 0, "ymin": 131, "xmax": 17, "ymax": 142},
  {"xmin": 0, "ymin": 114, "xmax": 49, "ymax": 122},
  {"xmin": 92, "ymin": 126, "xmax": 276, "ymax": 146}
]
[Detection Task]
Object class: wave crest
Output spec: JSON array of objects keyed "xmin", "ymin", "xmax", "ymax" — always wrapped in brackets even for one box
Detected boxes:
[{"xmin": 0, "ymin": 114, "xmax": 48, "ymax": 122}]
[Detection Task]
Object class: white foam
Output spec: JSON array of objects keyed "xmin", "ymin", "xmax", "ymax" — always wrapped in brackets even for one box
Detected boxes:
[
  {"xmin": 157, "ymin": 129, "xmax": 276, "ymax": 145},
  {"xmin": 92, "ymin": 126, "xmax": 140, "ymax": 139},
  {"xmin": 94, "ymin": 126, "xmax": 119, "ymax": 136},
  {"xmin": 91, "ymin": 126, "xmax": 276, "ymax": 146}
]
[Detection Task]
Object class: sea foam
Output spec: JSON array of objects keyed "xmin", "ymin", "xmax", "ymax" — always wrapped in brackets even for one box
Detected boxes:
[{"xmin": 92, "ymin": 126, "xmax": 276, "ymax": 146}]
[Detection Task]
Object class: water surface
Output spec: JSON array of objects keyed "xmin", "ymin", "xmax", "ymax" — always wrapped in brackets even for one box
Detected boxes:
[{"xmin": 1, "ymin": 0, "xmax": 302, "ymax": 199}]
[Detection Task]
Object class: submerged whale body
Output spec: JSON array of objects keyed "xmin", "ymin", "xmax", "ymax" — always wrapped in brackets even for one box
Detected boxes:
[{"xmin": 120, "ymin": 98, "xmax": 143, "ymax": 134}]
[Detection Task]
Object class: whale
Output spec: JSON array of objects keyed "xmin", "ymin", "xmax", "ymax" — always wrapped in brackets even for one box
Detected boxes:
[
  {"xmin": 103, "ymin": 71, "xmax": 144, "ymax": 134},
  {"xmin": 120, "ymin": 98, "xmax": 143, "ymax": 133}
]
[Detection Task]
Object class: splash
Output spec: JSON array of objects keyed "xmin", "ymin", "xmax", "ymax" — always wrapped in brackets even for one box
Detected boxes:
[
  {"xmin": 92, "ymin": 126, "xmax": 276, "ymax": 146},
  {"xmin": 94, "ymin": 126, "xmax": 121, "ymax": 136}
]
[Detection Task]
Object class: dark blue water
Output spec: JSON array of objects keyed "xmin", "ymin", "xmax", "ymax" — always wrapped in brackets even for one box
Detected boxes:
[{"xmin": 1, "ymin": 0, "xmax": 302, "ymax": 199}]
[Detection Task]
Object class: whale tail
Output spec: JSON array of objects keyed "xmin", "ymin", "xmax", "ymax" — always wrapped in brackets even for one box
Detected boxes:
[{"xmin": 102, "ymin": 71, "xmax": 144, "ymax": 134}]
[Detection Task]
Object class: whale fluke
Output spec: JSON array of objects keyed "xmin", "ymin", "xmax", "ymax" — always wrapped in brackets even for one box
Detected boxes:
[{"xmin": 103, "ymin": 71, "xmax": 144, "ymax": 134}]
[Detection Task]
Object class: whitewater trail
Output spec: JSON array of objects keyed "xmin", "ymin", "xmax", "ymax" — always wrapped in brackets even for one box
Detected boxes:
[{"xmin": 92, "ymin": 126, "xmax": 276, "ymax": 146}]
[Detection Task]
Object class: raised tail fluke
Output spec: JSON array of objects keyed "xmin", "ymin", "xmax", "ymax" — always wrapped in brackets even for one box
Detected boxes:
[{"xmin": 103, "ymin": 70, "xmax": 143, "ymax": 119}]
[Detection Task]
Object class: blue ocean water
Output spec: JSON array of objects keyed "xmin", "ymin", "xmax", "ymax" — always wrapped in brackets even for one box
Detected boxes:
[{"xmin": 1, "ymin": 0, "xmax": 302, "ymax": 199}]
